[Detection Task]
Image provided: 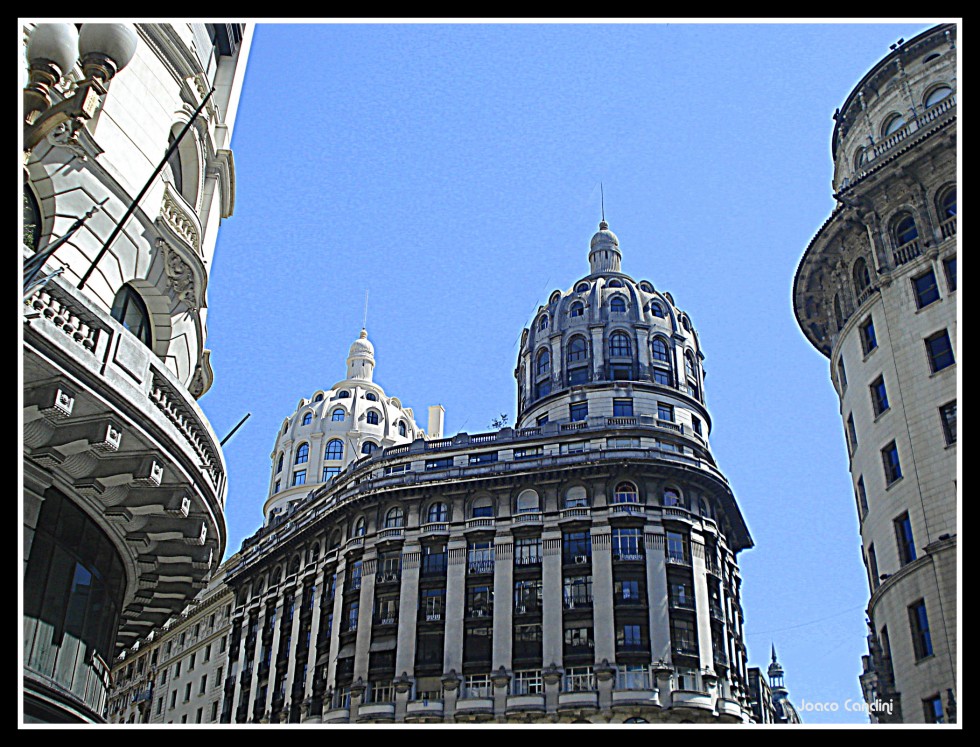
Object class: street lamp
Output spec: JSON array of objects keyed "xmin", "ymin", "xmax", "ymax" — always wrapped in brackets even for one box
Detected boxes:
[{"xmin": 23, "ymin": 23, "xmax": 137, "ymax": 153}]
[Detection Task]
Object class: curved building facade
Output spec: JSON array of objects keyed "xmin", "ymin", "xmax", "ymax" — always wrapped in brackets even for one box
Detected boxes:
[
  {"xmin": 792, "ymin": 24, "xmax": 957, "ymax": 723},
  {"xmin": 220, "ymin": 222, "xmax": 758, "ymax": 724},
  {"xmin": 22, "ymin": 23, "xmax": 251, "ymax": 722}
]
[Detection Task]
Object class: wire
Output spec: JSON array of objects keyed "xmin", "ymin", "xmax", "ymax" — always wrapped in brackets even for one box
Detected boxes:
[{"xmin": 745, "ymin": 604, "xmax": 865, "ymax": 637}]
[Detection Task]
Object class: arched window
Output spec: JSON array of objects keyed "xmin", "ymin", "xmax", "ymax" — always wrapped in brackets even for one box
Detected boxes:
[
  {"xmin": 663, "ymin": 488, "xmax": 682, "ymax": 507},
  {"xmin": 111, "ymin": 286, "xmax": 152, "ymax": 348},
  {"xmin": 283, "ymin": 423, "xmax": 288, "ymax": 434},
  {"xmin": 353, "ymin": 517, "xmax": 366, "ymax": 537},
  {"xmin": 427, "ymin": 502, "xmax": 449, "ymax": 523},
  {"xmin": 310, "ymin": 543, "xmax": 320, "ymax": 561},
  {"xmin": 607, "ymin": 279, "xmax": 624, "ymax": 288},
  {"xmin": 539, "ymin": 314, "xmax": 549, "ymax": 330},
  {"xmin": 295, "ymin": 443, "xmax": 309, "ymax": 464},
  {"xmin": 639, "ymin": 281, "xmax": 654, "ymax": 293},
  {"xmin": 681, "ymin": 316, "xmax": 691, "ymax": 332},
  {"xmin": 564, "ymin": 485, "xmax": 588, "ymax": 508},
  {"xmin": 609, "ymin": 331, "xmax": 631, "ymax": 357},
  {"xmin": 384, "ymin": 506, "xmax": 404, "ymax": 528},
  {"xmin": 516, "ymin": 489, "xmax": 540, "ymax": 513},
  {"xmin": 924, "ymin": 85, "xmax": 952, "ymax": 107},
  {"xmin": 331, "ymin": 408, "xmax": 346, "ymax": 421},
  {"xmin": 685, "ymin": 351, "xmax": 699, "ymax": 391},
  {"xmin": 852, "ymin": 257, "xmax": 871, "ymax": 294},
  {"xmin": 166, "ymin": 132, "xmax": 183, "ymax": 195},
  {"xmin": 361, "ymin": 441, "xmax": 378, "ymax": 455},
  {"xmin": 649, "ymin": 302, "xmax": 664, "ymax": 318},
  {"xmin": 651, "ymin": 338, "xmax": 670, "ymax": 363},
  {"xmin": 549, "ymin": 291, "xmax": 562, "ymax": 305},
  {"xmin": 854, "ymin": 147, "xmax": 868, "ymax": 168},
  {"xmin": 365, "ymin": 392, "xmax": 378, "ymax": 401},
  {"xmin": 893, "ymin": 213, "xmax": 918, "ymax": 247},
  {"xmin": 536, "ymin": 348, "xmax": 550, "ymax": 376},
  {"xmin": 882, "ymin": 113, "xmax": 906, "ymax": 136},
  {"xmin": 938, "ymin": 186, "xmax": 956, "ymax": 218},
  {"xmin": 313, "ymin": 393, "xmax": 323, "ymax": 402},
  {"xmin": 302, "ymin": 412, "xmax": 313, "ymax": 426},
  {"xmin": 328, "ymin": 531, "xmax": 341, "ymax": 551},
  {"xmin": 276, "ymin": 453, "xmax": 283, "ymax": 473},
  {"xmin": 575, "ymin": 282, "xmax": 590, "ymax": 293},
  {"xmin": 289, "ymin": 556, "xmax": 301, "ymax": 575},
  {"xmin": 614, "ymin": 482, "xmax": 639, "ymax": 504},
  {"xmin": 471, "ymin": 497, "xmax": 494, "ymax": 518},
  {"xmin": 366, "ymin": 410, "xmax": 380, "ymax": 425},
  {"xmin": 398, "ymin": 421, "xmax": 407, "ymax": 437},
  {"xmin": 325, "ymin": 439, "xmax": 343, "ymax": 460},
  {"xmin": 338, "ymin": 390, "xmax": 351, "ymax": 399},
  {"xmin": 610, "ymin": 296, "xmax": 627, "ymax": 313},
  {"xmin": 570, "ymin": 301, "xmax": 584, "ymax": 318},
  {"xmin": 256, "ymin": 578, "xmax": 265, "ymax": 595},
  {"xmin": 698, "ymin": 498, "xmax": 710, "ymax": 518},
  {"xmin": 567, "ymin": 336, "xmax": 588, "ymax": 363}
]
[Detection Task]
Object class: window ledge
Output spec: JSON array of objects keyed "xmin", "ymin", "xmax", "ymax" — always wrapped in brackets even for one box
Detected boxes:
[
  {"xmin": 884, "ymin": 476, "xmax": 904, "ymax": 492},
  {"xmin": 914, "ymin": 297, "xmax": 942, "ymax": 314},
  {"xmin": 929, "ymin": 364, "xmax": 955, "ymax": 379},
  {"xmin": 914, "ymin": 653, "xmax": 936, "ymax": 666},
  {"xmin": 873, "ymin": 408, "xmax": 892, "ymax": 425},
  {"xmin": 861, "ymin": 346, "xmax": 879, "ymax": 363}
]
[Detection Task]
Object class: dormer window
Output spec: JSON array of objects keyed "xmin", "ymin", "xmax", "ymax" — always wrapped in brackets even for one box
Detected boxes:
[
  {"xmin": 366, "ymin": 410, "xmax": 380, "ymax": 425},
  {"xmin": 338, "ymin": 390, "xmax": 351, "ymax": 399},
  {"xmin": 649, "ymin": 302, "xmax": 664, "ymax": 318},
  {"xmin": 570, "ymin": 302, "xmax": 584, "ymax": 318},
  {"xmin": 331, "ymin": 408, "xmax": 345, "ymax": 421},
  {"xmin": 539, "ymin": 315, "xmax": 549, "ymax": 331},
  {"xmin": 610, "ymin": 297, "xmax": 626, "ymax": 313},
  {"xmin": 575, "ymin": 282, "xmax": 589, "ymax": 293},
  {"xmin": 365, "ymin": 392, "xmax": 378, "ymax": 401},
  {"xmin": 302, "ymin": 412, "xmax": 313, "ymax": 426},
  {"xmin": 607, "ymin": 279, "xmax": 624, "ymax": 288}
]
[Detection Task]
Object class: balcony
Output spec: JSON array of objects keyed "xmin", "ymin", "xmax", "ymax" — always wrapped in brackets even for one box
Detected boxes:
[
  {"xmin": 356, "ymin": 702, "xmax": 395, "ymax": 722},
  {"xmin": 672, "ymin": 643, "xmax": 699, "ymax": 658},
  {"xmin": 373, "ymin": 615, "xmax": 398, "ymax": 627},
  {"xmin": 892, "ymin": 238, "xmax": 922, "ymax": 267},
  {"xmin": 709, "ymin": 604, "xmax": 725, "ymax": 622},
  {"xmin": 940, "ymin": 216, "xmax": 956, "ymax": 240},
  {"xmin": 669, "ymin": 690, "xmax": 714, "ymax": 711},
  {"xmin": 454, "ymin": 697, "xmax": 494, "ymax": 717},
  {"xmin": 557, "ymin": 691, "xmax": 598, "ymax": 710},
  {"xmin": 466, "ymin": 560, "xmax": 495, "ymax": 575},
  {"xmin": 377, "ymin": 527, "xmax": 404, "ymax": 542},
  {"xmin": 405, "ymin": 699, "xmax": 443, "ymax": 721},
  {"xmin": 321, "ymin": 707, "xmax": 350, "ymax": 724},
  {"xmin": 420, "ymin": 522, "xmax": 449, "ymax": 535},
  {"xmin": 608, "ymin": 502, "xmax": 645, "ymax": 518},
  {"xmin": 665, "ymin": 552, "xmax": 691, "ymax": 567},
  {"xmin": 375, "ymin": 571, "xmax": 401, "ymax": 585},
  {"xmin": 563, "ymin": 596, "xmax": 593, "ymax": 611},
  {"xmin": 506, "ymin": 694, "xmax": 545, "ymax": 714},
  {"xmin": 465, "ymin": 517, "xmax": 495, "ymax": 531},
  {"xmin": 612, "ymin": 689, "xmax": 659, "ymax": 708},
  {"xmin": 559, "ymin": 507, "xmax": 590, "ymax": 521},
  {"xmin": 513, "ymin": 511, "xmax": 542, "ymax": 525}
]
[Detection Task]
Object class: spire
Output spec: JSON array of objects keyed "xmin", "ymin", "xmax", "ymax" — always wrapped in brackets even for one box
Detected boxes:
[{"xmin": 771, "ymin": 642, "xmax": 777, "ymax": 664}]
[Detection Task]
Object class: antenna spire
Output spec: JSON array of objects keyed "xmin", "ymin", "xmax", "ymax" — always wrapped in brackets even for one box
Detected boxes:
[
  {"xmin": 600, "ymin": 183, "xmax": 605, "ymax": 224},
  {"xmin": 362, "ymin": 289, "xmax": 369, "ymax": 331}
]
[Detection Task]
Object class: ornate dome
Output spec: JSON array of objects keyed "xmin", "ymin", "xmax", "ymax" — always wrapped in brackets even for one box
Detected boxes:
[
  {"xmin": 348, "ymin": 327, "xmax": 374, "ymax": 358},
  {"xmin": 589, "ymin": 219, "xmax": 619, "ymax": 251}
]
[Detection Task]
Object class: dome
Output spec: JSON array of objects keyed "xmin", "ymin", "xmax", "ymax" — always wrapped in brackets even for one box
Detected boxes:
[
  {"xmin": 590, "ymin": 220, "xmax": 619, "ymax": 251},
  {"xmin": 348, "ymin": 328, "xmax": 374, "ymax": 358}
]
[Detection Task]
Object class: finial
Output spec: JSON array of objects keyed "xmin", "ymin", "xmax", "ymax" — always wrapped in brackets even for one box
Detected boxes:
[{"xmin": 771, "ymin": 642, "xmax": 777, "ymax": 663}]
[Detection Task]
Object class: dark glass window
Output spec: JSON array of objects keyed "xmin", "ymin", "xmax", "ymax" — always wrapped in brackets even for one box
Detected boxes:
[
  {"xmin": 610, "ymin": 363, "xmax": 631, "ymax": 381},
  {"xmin": 653, "ymin": 368, "xmax": 671, "ymax": 386},
  {"xmin": 925, "ymin": 330, "xmax": 954, "ymax": 372},
  {"xmin": 398, "ymin": 421, "xmax": 407, "ymax": 437},
  {"xmin": 427, "ymin": 502, "xmax": 449, "ymax": 523},
  {"xmin": 870, "ymin": 376, "xmax": 890, "ymax": 416},
  {"xmin": 894, "ymin": 214, "xmax": 918, "ymax": 246},
  {"xmin": 302, "ymin": 412, "xmax": 313, "ymax": 426},
  {"xmin": 908, "ymin": 600, "xmax": 933, "ymax": 660},
  {"xmin": 691, "ymin": 416, "xmax": 702, "ymax": 436},
  {"xmin": 649, "ymin": 302, "xmax": 664, "ymax": 318},
  {"xmin": 609, "ymin": 332, "xmax": 631, "ymax": 357},
  {"xmin": 570, "ymin": 302, "xmax": 584, "ymax": 318},
  {"xmin": 366, "ymin": 410, "xmax": 380, "ymax": 425},
  {"xmin": 536, "ymin": 349, "xmax": 550, "ymax": 376},
  {"xmin": 657, "ymin": 403, "xmax": 674, "ymax": 422},
  {"xmin": 837, "ymin": 356, "xmax": 847, "ymax": 391},
  {"xmin": 856, "ymin": 476, "xmax": 868, "ymax": 518},
  {"xmin": 610, "ymin": 297, "xmax": 626, "ymax": 313},
  {"xmin": 292, "ymin": 470, "xmax": 306, "ymax": 486},
  {"xmin": 323, "ymin": 467, "xmax": 340, "ymax": 482},
  {"xmin": 166, "ymin": 132, "xmax": 183, "ymax": 195},
  {"xmin": 563, "ymin": 531, "xmax": 592, "ymax": 563},
  {"xmin": 613, "ymin": 398, "xmax": 633, "ymax": 417},
  {"xmin": 568, "ymin": 367, "xmax": 588, "ymax": 386},
  {"xmin": 924, "ymin": 695, "xmax": 945, "ymax": 723},
  {"xmin": 569, "ymin": 402, "xmax": 588, "ymax": 421},
  {"xmin": 912, "ymin": 270, "xmax": 940, "ymax": 309},
  {"xmin": 325, "ymin": 439, "xmax": 343, "ymax": 459},
  {"xmin": 651, "ymin": 338, "xmax": 669, "ymax": 363},
  {"xmin": 894, "ymin": 513, "xmax": 916, "ymax": 565},
  {"xmin": 535, "ymin": 380, "xmax": 552, "ymax": 398},
  {"xmin": 276, "ymin": 454, "xmax": 283, "ymax": 473},
  {"xmin": 616, "ymin": 624, "xmax": 645, "ymax": 651},
  {"xmin": 943, "ymin": 256, "xmax": 956, "ymax": 292},
  {"xmin": 567, "ymin": 336, "xmax": 588, "ymax": 362},
  {"xmin": 111, "ymin": 286, "xmax": 152, "ymax": 347},
  {"xmin": 295, "ymin": 443, "xmax": 309, "ymax": 464},
  {"xmin": 860, "ymin": 317, "xmax": 878, "ymax": 355},
  {"xmin": 615, "ymin": 579, "xmax": 643, "ymax": 604},
  {"xmin": 882, "ymin": 441, "xmax": 902, "ymax": 485},
  {"xmin": 338, "ymin": 390, "xmax": 350, "ymax": 399},
  {"xmin": 867, "ymin": 544, "xmax": 879, "ymax": 591},
  {"xmin": 940, "ymin": 401, "xmax": 956, "ymax": 445}
]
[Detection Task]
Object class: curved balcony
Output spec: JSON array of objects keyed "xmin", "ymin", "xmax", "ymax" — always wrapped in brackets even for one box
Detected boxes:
[
  {"xmin": 454, "ymin": 697, "xmax": 494, "ymax": 718},
  {"xmin": 669, "ymin": 690, "xmax": 714, "ymax": 711},
  {"xmin": 715, "ymin": 698, "xmax": 745, "ymax": 720},
  {"xmin": 321, "ymin": 707, "xmax": 350, "ymax": 723},
  {"xmin": 612, "ymin": 688, "xmax": 659, "ymax": 708},
  {"xmin": 557, "ymin": 690, "xmax": 599, "ymax": 711},
  {"xmin": 356, "ymin": 702, "xmax": 395, "ymax": 722},
  {"xmin": 404, "ymin": 699, "xmax": 443, "ymax": 721},
  {"xmin": 23, "ymin": 272, "xmax": 226, "ymax": 650}
]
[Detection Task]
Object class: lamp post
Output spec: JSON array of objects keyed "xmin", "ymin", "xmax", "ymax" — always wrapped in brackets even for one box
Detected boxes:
[{"xmin": 23, "ymin": 23, "xmax": 137, "ymax": 154}]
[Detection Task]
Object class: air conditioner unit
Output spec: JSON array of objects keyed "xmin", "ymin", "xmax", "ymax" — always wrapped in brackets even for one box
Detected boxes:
[{"xmin": 574, "ymin": 555, "xmax": 589, "ymax": 564}]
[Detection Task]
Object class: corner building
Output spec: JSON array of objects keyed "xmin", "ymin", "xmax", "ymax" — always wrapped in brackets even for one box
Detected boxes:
[
  {"xmin": 792, "ymin": 24, "xmax": 957, "ymax": 723},
  {"xmin": 221, "ymin": 221, "xmax": 760, "ymax": 724},
  {"xmin": 22, "ymin": 23, "xmax": 250, "ymax": 722}
]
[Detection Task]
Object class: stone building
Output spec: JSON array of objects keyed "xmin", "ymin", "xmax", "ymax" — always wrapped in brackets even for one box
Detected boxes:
[
  {"xmin": 792, "ymin": 23, "xmax": 957, "ymax": 724},
  {"xmin": 217, "ymin": 220, "xmax": 766, "ymax": 724},
  {"xmin": 22, "ymin": 22, "xmax": 251, "ymax": 722}
]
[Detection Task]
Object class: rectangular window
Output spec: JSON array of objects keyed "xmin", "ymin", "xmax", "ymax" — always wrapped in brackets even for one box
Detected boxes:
[
  {"xmin": 925, "ymin": 330, "xmax": 954, "ymax": 372},
  {"xmin": 468, "ymin": 451, "xmax": 498, "ymax": 465},
  {"xmin": 219, "ymin": 635, "xmax": 227, "ymax": 654},
  {"xmin": 666, "ymin": 531, "xmax": 689, "ymax": 564},
  {"xmin": 940, "ymin": 401, "xmax": 956, "ymax": 445},
  {"xmin": 425, "ymin": 457, "xmax": 453, "ymax": 471},
  {"xmin": 467, "ymin": 541, "xmax": 494, "ymax": 573},
  {"xmin": 943, "ymin": 256, "xmax": 956, "ymax": 292},
  {"xmin": 894, "ymin": 512, "xmax": 917, "ymax": 566},
  {"xmin": 513, "ymin": 578, "xmax": 543, "ymax": 613},
  {"xmin": 513, "ymin": 623, "xmax": 543, "ymax": 660},
  {"xmin": 912, "ymin": 269, "xmax": 940, "ymax": 308},
  {"xmin": 908, "ymin": 599, "xmax": 933, "ymax": 660},
  {"xmin": 691, "ymin": 416, "xmax": 702, "ymax": 436},
  {"xmin": 846, "ymin": 413, "xmax": 858, "ymax": 454},
  {"xmin": 156, "ymin": 697, "xmax": 163, "ymax": 715},
  {"xmin": 274, "ymin": 479, "xmax": 281, "ymax": 493},
  {"xmin": 420, "ymin": 588, "xmax": 446, "ymax": 620},
  {"xmin": 536, "ymin": 414, "xmax": 549, "ymax": 426},
  {"xmin": 569, "ymin": 402, "xmax": 588, "ymax": 421},
  {"xmin": 170, "ymin": 690, "xmax": 177, "ymax": 709},
  {"xmin": 184, "ymin": 682, "xmax": 191, "ymax": 702},
  {"xmin": 175, "ymin": 661, "xmax": 181, "ymax": 677},
  {"xmin": 561, "ymin": 441, "xmax": 586, "ymax": 454},
  {"xmin": 610, "ymin": 363, "xmax": 631, "ymax": 381},
  {"xmin": 323, "ymin": 466, "xmax": 340, "ymax": 481},
  {"xmin": 867, "ymin": 544, "xmax": 879, "ymax": 592},
  {"xmin": 199, "ymin": 674, "xmax": 207, "ymax": 694},
  {"xmin": 856, "ymin": 476, "xmax": 869, "ymax": 519},
  {"xmin": 653, "ymin": 368, "xmax": 671, "ymax": 386},
  {"xmin": 292, "ymin": 469, "xmax": 306, "ymax": 486},
  {"xmin": 657, "ymin": 402, "xmax": 674, "ymax": 422},
  {"xmin": 463, "ymin": 673, "xmax": 493, "ymax": 699},
  {"xmin": 216, "ymin": 667, "xmax": 223, "ymax": 687},
  {"xmin": 196, "ymin": 707, "xmax": 203, "ymax": 723},
  {"xmin": 616, "ymin": 623, "xmax": 644, "ymax": 651},
  {"xmin": 563, "ymin": 626, "xmax": 595, "ymax": 655},
  {"xmin": 181, "ymin": 715, "xmax": 187, "ymax": 724},
  {"xmin": 514, "ymin": 537, "xmax": 542, "ymax": 566},
  {"xmin": 924, "ymin": 694, "xmax": 945, "ymax": 723},
  {"xmin": 210, "ymin": 701, "xmax": 219, "ymax": 722},
  {"xmin": 204, "ymin": 644, "xmax": 211, "ymax": 662},
  {"xmin": 567, "ymin": 367, "xmax": 588, "ymax": 386},
  {"xmin": 860, "ymin": 317, "xmax": 878, "ymax": 355},
  {"xmin": 466, "ymin": 585, "xmax": 494, "ymax": 619},
  {"xmin": 189, "ymin": 652, "xmax": 196, "ymax": 670},
  {"xmin": 160, "ymin": 669, "xmax": 167, "ymax": 685},
  {"xmin": 870, "ymin": 375, "xmax": 890, "ymax": 416},
  {"xmin": 837, "ymin": 356, "xmax": 848, "ymax": 391},
  {"xmin": 671, "ymin": 618, "xmax": 698, "ymax": 655},
  {"xmin": 613, "ymin": 398, "xmax": 634, "ymax": 417},
  {"xmin": 882, "ymin": 441, "xmax": 902, "ymax": 485},
  {"xmin": 563, "ymin": 530, "xmax": 592, "ymax": 563},
  {"xmin": 512, "ymin": 670, "xmax": 544, "ymax": 695},
  {"xmin": 562, "ymin": 575, "xmax": 593, "ymax": 609},
  {"xmin": 611, "ymin": 527, "xmax": 643, "ymax": 560},
  {"xmin": 514, "ymin": 446, "xmax": 542, "ymax": 460},
  {"xmin": 614, "ymin": 578, "xmax": 643, "ymax": 604}
]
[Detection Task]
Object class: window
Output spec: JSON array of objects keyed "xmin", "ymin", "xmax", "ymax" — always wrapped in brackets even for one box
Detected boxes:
[
  {"xmin": 653, "ymin": 368, "xmax": 671, "ymax": 386},
  {"xmin": 666, "ymin": 531, "xmax": 688, "ymax": 563},
  {"xmin": 276, "ymin": 454, "xmax": 283, "ymax": 473},
  {"xmin": 856, "ymin": 476, "xmax": 868, "ymax": 518},
  {"xmin": 924, "ymin": 694, "xmax": 945, "ymax": 723},
  {"xmin": 860, "ymin": 317, "xmax": 878, "ymax": 355},
  {"xmin": 215, "ymin": 667, "xmax": 223, "ymax": 687},
  {"xmin": 384, "ymin": 506, "xmax": 404, "ymax": 528},
  {"xmin": 324, "ymin": 439, "xmax": 344, "ymax": 460},
  {"xmin": 609, "ymin": 331, "xmax": 631, "ymax": 357},
  {"xmin": 575, "ymin": 282, "xmax": 590, "ymax": 293},
  {"xmin": 564, "ymin": 628, "xmax": 595, "ymax": 656},
  {"xmin": 894, "ymin": 513, "xmax": 917, "ymax": 565},
  {"xmin": 924, "ymin": 85, "xmax": 952, "ymax": 107},
  {"xmin": 893, "ymin": 213, "xmax": 918, "ymax": 247},
  {"xmin": 110, "ymin": 286, "xmax": 152, "ymax": 348},
  {"xmin": 870, "ymin": 376, "xmax": 890, "ymax": 416},
  {"xmin": 421, "ymin": 588, "xmax": 446, "ymax": 619},
  {"xmin": 466, "ymin": 584, "xmax": 493, "ymax": 618},
  {"xmin": 425, "ymin": 457, "xmax": 453, "ymax": 471},
  {"xmin": 468, "ymin": 451, "xmax": 498, "ymax": 465},
  {"xmin": 908, "ymin": 599, "xmax": 933, "ymax": 660},
  {"xmin": 467, "ymin": 541, "xmax": 494, "ymax": 573},
  {"xmin": 570, "ymin": 302, "xmax": 584, "ymax": 317},
  {"xmin": 170, "ymin": 690, "xmax": 177, "ymax": 709},
  {"xmin": 365, "ymin": 392, "xmax": 378, "ymax": 401},
  {"xmin": 331, "ymin": 408, "xmax": 345, "ymax": 421},
  {"xmin": 651, "ymin": 337, "xmax": 669, "ymax": 363},
  {"xmin": 943, "ymin": 256, "xmax": 956, "ymax": 292},
  {"xmin": 536, "ymin": 414, "xmax": 549, "ymax": 426},
  {"xmin": 663, "ymin": 488, "xmax": 681, "ymax": 507},
  {"xmin": 471, "ymin": 498, "xmax": 494, "ymax": 518},
  {"xmin": 210, "ymin": 701, "xmax": 219, "ymax": 722},
  {"xmin": 612, "ymin": 528, "xmax": 643, "ymax": 560},
  {"xmin": 691, "ymin": 416, "xmax": 702, "ymax": 436},
  {"xmin": 613, "ymin": 398, "xmax": 633, "ymax": 417},
  {"xmin": 323, "ymin": 466, "xmax": 340, "ymax": 482},
  {"xmin": 569, "ymin": 402, "xmax": 588, "ymax": 421},
  {"xmin": 361, "ymin": 441, "xmax": 378, "ymax": 455},
  {"xmin": 853, "ymin": 257, "xmax": 871, "ymax": 296},
  {"xmin": 650, "ymin": 302, "xmax": 664, "ymax": 318},
  {"xmin": 617, "ymin": 624, "xmax": 644, "ymax": 651},
  {"xmin": 539, "ymin": 314, "xmax": 548, "ymax": 331},
  {"xmin": 881, "ymin": 441, "xmax": 902, "ymax": 485},
  {"xmin": 939, "ymin": 401, "xmax": 956, "ymax": 445},
  {"xmin": 536, "ymin": 348, "xmax": 550, "ymax": 376},
  {"xmin": 911, "ymin": 269, "xmax": 940, "ymax": 309},
  {"xmin": 671, "ymin": 619, "xmax": 698, "ymax": 656},
  {"xmin": 292, "ymin": 470, "xmax": 306, "ymax": 486},
  {"xmin": 614, "ymin": 482, "xmax": 639, "ymax": 504},
  {"xmin": 427, "ymin": 502, "xmax": 448, "ymax": 523},
  {"xmin": 882, "ymin": 113, "xmax": 906, "ymax": 136},
  {"xmin": 184, "ymin": 682, "xmax": 192, "ymax": 702},
  {"xmin": 514, "ymin": 537, "xmax": 542, "ymax": 566},
  {"xmin": 219, "ymin": 636, "xmax": 226, "ymax": 654},
  {"xmin": 567, "ymin": 367, "xmax": 588, "ymax": 386},
  {"xmin": 302, "ymin": 412, "xmax": 313, "ymax": 426},
  {"xmin": 567, "ymin": 336, "xmax": 588, "ymax": 362},
  {"xmin": 515, "ymin": 489, "xmax": 539, "ymax": 514},
  {"xmin": 189, "ymin": 652, "xmax": 196, "ymax": 670},
  {"xmin": 610, "ymin": 296, "xmax": 626, "ymax": 313},
  {"xmin": 615, "ymin": 579, "xmax": 642, "ymax": 604},
  {"xmin": 274, "ymin": 480, "xmax": 281, "ymax": 493},
  {"xmin": 366, "ymin": 410, "xmax": 380, "ymax": 425},
  {"xmin": 513, "ymin": 670, "xmax": 543, "ymax": 695},
  {"xmin": 398, "ymin": 421, "xmax": 407, "ymax": 437},
  {"xmin": 353, "ymin": 517, "xmax": 366, "ymax": 537},
  {"xmin": 563, "ymin": 531, "xmax": 592, "ymax": 563},
  {"xmin": 837, "ymin": 356, "xmax": 847, "ymax": 392},
  {"xmin": 199, "ymin": 674, "xmax": 207, "ymax": 694},
  {"xmin": 563, "ymin": 486, "xmax": 588, "ymax": 509},
  {"xmin": 295, "ymin": 443, "xmax": 309, "ymax": 464},
  {"xmin": 925, "ymin": 330, "xmax": 954, "ymax": 372},
  {"xmin": 658, "ymin": 402, "xmax": 674, "ymax": 422},
  {"xmin": 338, "ymin": 390, "xmax": 350, "ymax": 399},
  {"xmin": 866, "ymin": 544, "xmax": 879, "ymax": 592}
]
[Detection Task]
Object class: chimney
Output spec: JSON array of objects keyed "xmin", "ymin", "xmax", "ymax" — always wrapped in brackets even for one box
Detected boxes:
[{"xmin": 427, "ymin": 405, "xmax": 445, "ymax": 439}]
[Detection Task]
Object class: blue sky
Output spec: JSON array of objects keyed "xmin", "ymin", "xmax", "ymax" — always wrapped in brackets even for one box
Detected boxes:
[{"xmin": 199, "ymin": 20, "xmax": 941, "ymax": 724}]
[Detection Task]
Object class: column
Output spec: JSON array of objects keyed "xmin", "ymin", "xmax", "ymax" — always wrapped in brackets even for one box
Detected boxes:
[
  {"xmin": 644, "ymin": 528, "xmax": 671, "ymax": 664},
  {"xmin": 282, "ymin": 584, "xmax": 304, "ymax": 715},
  {"xmin": 690, "ymin": 536, "xmax": 714, "ymax": 672},
  {"xmin": 325, "ymin": 557, "xmax": 347, "ymax": 690},
  {"xmin": 245, "ymin": 603, "xmax": 268, "ymax": 720},
  {"xmin": 635, "ymin": 324, "xmax": 651, "ymax": 379},
  {"xmin": 549, "ymin": 334, "xmax": 563, "ymax": 388},
  {"xmin": 303, "ymin": 567, "xmax": 328, "ymax": 699},
  {"xmin": 265, "ymin": 592, "xmax": 287, "ymax": 716},
  {"xmin": 353, "ymin": 554, "xmax": 378, "ymax": 683},
  {"xmin": 491, "ymin": 536, "xmax": 514, "ymax": 673},
  {"xmin": 394, "ymin": 544, "xmax": 421, "ymax": 721},
  {"xmin": 442, "ymin": 538, "xmax": 467, "ymax": 675},
  {"xmin": 541, "ymin": 531, "xmax": 563, "ymax": 668},
  {"xmin": 589, "ymin": 326, "xmax": 604, "ymax": 381},
  {"xmin": 229, "ymin": 613, "xmax": 249, "ymax": 722},
  {"xmin": 590, "ymin": 527, "xmax": 615, "ymax": 664}
]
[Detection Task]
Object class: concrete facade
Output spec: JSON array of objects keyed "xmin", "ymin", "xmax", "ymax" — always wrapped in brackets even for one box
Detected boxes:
[
  {"xmin": 22, "ymin": 22, "xmax": 251, "ymax": 722},
  {"xmin": 792, "ymin": 23, "xmax": 957, "ymax": 724}
]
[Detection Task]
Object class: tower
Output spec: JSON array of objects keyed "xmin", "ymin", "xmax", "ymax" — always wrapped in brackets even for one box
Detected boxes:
[{"xmin": 792, "ymin": 24, "xmax": 957, "ymax": 724}]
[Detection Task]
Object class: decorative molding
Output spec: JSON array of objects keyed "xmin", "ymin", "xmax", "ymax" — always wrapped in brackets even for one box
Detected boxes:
[{"xmin": 158, "ymin": 185, "xmax": 201, "ymax": 255}]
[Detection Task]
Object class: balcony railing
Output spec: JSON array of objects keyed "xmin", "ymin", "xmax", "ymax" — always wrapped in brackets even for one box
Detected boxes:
[
  {"xmin": 420, "ymin": 522, "xmax": 449, "ymax": 535},
  {"xmin": 514, "ymin": 511, "xmax": 542, "ymax": 524},
  {"xmin": 666, "ymin": 552, "xmax": 691, "ymax": 566},
  {"xmin": 892, "ymin": 239, "xmax": 922, "ymax": 267},
  {"xmin": 562, "ymin": 596, "xmax": 593, "ymax": 610},
  {"xmin": 559, "ymin": 507, "xmax": 590, "ymax": 520},
  {"xmin": 466, "ymin": 517, "xmax": 495, "ymax": 530},
  {"xmin": 940, "ymin": 216, "xmax": 956, "ymax": 240},
  {"xmin": 466, "ymin": 559, "xmax": 495, "ymax": 575},
  {"xmin": 669, "ymin": 597, "xmax": 695, "ymax": 611},
  {"xmin": 709, "ymin": 604, "xmax": 725, "ymax": 622}
]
